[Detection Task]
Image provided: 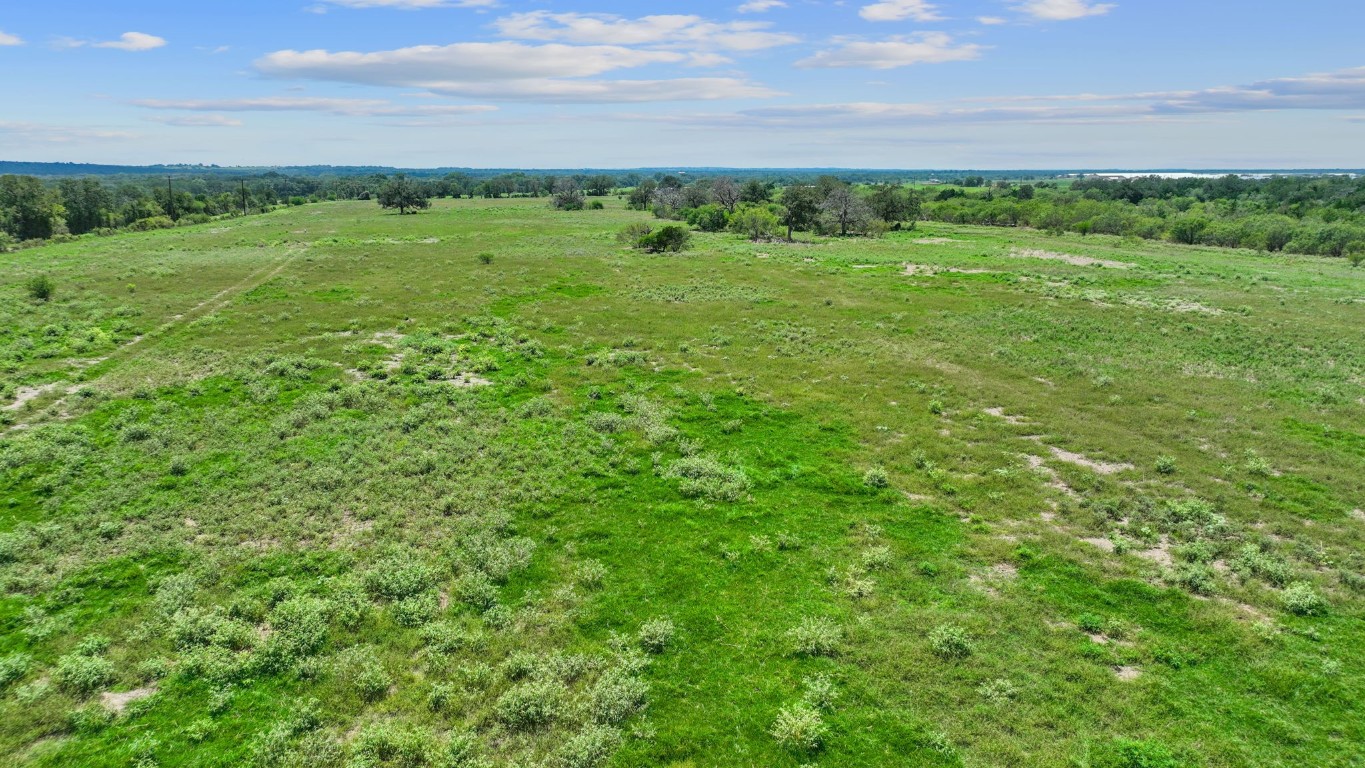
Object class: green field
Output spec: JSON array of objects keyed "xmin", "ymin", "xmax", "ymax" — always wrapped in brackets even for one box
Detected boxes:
[{"xmin": 1, "ymin": 197, "xmax": 1362, "ymax": 767}]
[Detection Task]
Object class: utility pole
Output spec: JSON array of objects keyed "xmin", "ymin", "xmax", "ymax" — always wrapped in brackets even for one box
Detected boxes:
[
  {"xmin": 240, "ymin": 179, "xmax": 248, "ymax": 216},
  {"xmin": 166, "ymin": 176, "xmax": 175, "ymax": 221}
]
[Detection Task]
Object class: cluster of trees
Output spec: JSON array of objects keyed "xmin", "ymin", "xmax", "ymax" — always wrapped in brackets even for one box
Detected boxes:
[
  {"xmin": 922, "ymin": 175, "xmax": 1365, "ymax": 259},
  {"xmin": 631, "ymin": 175, "xmax": 923, "ymax": 241}
]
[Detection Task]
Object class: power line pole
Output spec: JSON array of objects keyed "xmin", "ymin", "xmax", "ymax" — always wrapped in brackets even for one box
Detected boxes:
[
  {"xmin": 166, "ymin": 176, "xmax": 175, "ymax": 221},
  {"xmin": 240, "ymin": 179, "xmax": 248, "ymax": 216}
]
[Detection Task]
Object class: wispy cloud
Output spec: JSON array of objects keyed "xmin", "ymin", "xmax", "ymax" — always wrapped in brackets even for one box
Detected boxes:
[
  {"xmin": 147, "ymin": 114, "xmax": 245, "ymax": 127},
  {"xmin": 1013, "ymin": 0, "xmax": 1116, "ymax": 21},
  {"xmin": 796, "ymin": 33, "xmax": 982, "ymax": 69},
  {"xmin": 859, "ymin": 1, "xmax": 944, "ymax": 23},
  {"xmin": 310, "ymin": 0, "xmax": 496, "ymax": 10},
  {"xmin": 737, "ymin": 1, "xmax": 787, "ymax": 12},
  {"xmin": 977, "ymin": 16, "xmax": 1007, "ymax": 25},
  {"xmin": 0, "ymin": 30, "xmax": 23, "ymax": 46},
  {"xmin": 255, "ymin": 42, "xmax": 781, "ymax": 102},
  {"xmin": 492, "ymin": 12, "xmax": 799, "ymax": 52},
  {"xmin": 131, "ymin": 96, "xmax": 499, "ymax": 117},
  {"xmin": 94, "ymin": 32, "xmax": 168, "ymax": 51},
  {"xmin": 0, "ymin": 121, "xmax": 137, "ymax": 143}
]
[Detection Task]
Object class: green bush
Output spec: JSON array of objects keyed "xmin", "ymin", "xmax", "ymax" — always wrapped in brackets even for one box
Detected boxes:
[
  {"xmin": 0, "ymin": 654, "xmax": 30, "ymax": 690},
  {"xmin": 335, "ymin": 646, "xmax": 391, "ymax": 701},
  {"xmin": 551, "ymin": 724, "xmax": 621, "ymax": 768},
  {"xmin": 494, "ymin": 678, "xmax": 567, "ymax": 730},
  {"xmin": 637, "ymin": 617, "xmax": 675, "ymax": 654},
  {"xmin": 364, "ymin": 556, "xmax": 436, "ymax": 601},
  {"xmin": 862, "ymin": 467, "xmax": 890, "ymax": 489},
  {"xmin": 636, "ymin": 225, "xmax": 692, "ymax": 253},
  {"xmin": 770, "ymin": 704, "xmax": 826, "ymax": 752},
  {"xmin": 1281, "ymin": 581, "xmax": 1327, "ymax": 616},
  {"xmin": 928, "ymin": 624, "xmax": 973, "ymax": 659},
  {"xmin": 26, "ymin": 274, "xmax": 55, "ymax": 302},
  {"xmin": 586, "ymin": 668, "xmax": 648, "ymax": 724},
  {"xmin": 788, "ymin": 616, "xmax": 842, "ymax": 657},
  {"xmin": 54, "ymin": 653, "xmax": 116, "ymax": 696}
]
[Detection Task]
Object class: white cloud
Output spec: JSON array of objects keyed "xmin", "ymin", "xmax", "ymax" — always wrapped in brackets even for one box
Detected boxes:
[
  {"xmin": 738, "ymin": 1, "xmax": 787, "ymax": 12},
  {"xmin": 977, "ymin": 16, "xmax": 1007, "ymax": 25},
  {"xmin": 93, "ymin": 32, "xmax": 167, "ymax": 51},
  {"xmin": 1154, "ymin": 66, "xmax": 1365, "ymax": 113},
  {"xmin": 859, "ymin": 1, "xmax": 944, "ymax": 22},
  {"xmin": 796, "ymin": 33, "xmax": 982, "ymax": 69},
  {"xmin": 0, "ymin": 121, "xmax": 137, "ymax": 143},
  {"xmin": 148, "ymin": 114, "xmax": 245, "ymax": 127},
  {"xmin": 1013, "ymin": 0, "xmax": 1115, "ymax": 21},
  {"xmin": 312, "ymin": 0, "xmax": 497, "ymax": 9},
  {"xmin": 492, "ymin": 12, "xmax": 798, "ymax": 52},
  {"xmin": 255, "ymin": 42, "xmax": 780, "ymax": 102},
  {"xmin": 0, "ymin": 30, "xmax": 23, "ymax": 46},
  {"xmin": 131, "ymin": 96, "xmax": 499, "ymax": 117}
]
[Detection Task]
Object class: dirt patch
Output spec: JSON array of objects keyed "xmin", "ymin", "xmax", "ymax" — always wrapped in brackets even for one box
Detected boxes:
[
  {"xmin": 446, "ymin": 374, "xmax": 492, "ymax": 388},
  {"xmin": 1133, "ymin": 542, "xmax": 1173, "ymax": 567},
  {"xmin": 910, "ymin": 238, "xmax": 962, "ymax": 245},
  {"xmin": 1351, "ymin": 509, "xmax": 1364, "ymax": 523},
  {"xmin": 3, "ymin": 383, "xmax": 61, "ymax": 411},
  {"xmin": 903, "ymin": 263, "xmax": 994, "ymax": 276},
  {"xmin": 983, "ymin": 407, "xmax": 1028, "ymax": 425},
  {"xmin": 101, "ymin": 686, "xmax": 156, "ymax": 714},
  {"xmin": 1088, "ymin": 633, "xmax": 1110, "ymax": 644},
  {"xmin": 1048, "ymin": 446, "xmax": 1132, "ymax": 475},
  {"xmin": 1026, "ymin": 454, "xmax": 1078, "ymax": 497},
  {"xmin": 1114, "ymin": 666, "xmax": 1142, "ymax": 681},
  {"xmin": 1009, "ymin": 248, "xmax": 1131, "ymax": 269},
  {"xmin": 1082, "ymin": 537, "xmax": 1115, "ymax": 553}
]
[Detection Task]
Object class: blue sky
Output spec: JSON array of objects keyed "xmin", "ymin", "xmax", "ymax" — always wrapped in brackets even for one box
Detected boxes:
[{"xmin": 2, "ymin": 0, "xmax": 1363, "ymax": 168}]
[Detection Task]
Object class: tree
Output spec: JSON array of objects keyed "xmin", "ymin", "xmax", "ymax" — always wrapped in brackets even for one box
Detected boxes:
[
  {"xmin": 729, "ymin": 205, "xmax": 781, "ymax": 240},
  {"xmin": 819, "ymin": 186, "xmax": 872, "ymax": 236},
  {"xmin": 376, "ymin": 176, "xmax": 431, "ymax": 215},
  {"xmin": 685, "ymin": 204, "xmax": 730, "ymax": 232},
  {"xmin": 712, "ymin": 177, "xmax": 741, "ymax": 213},
  {"xmin": 58, "ymin": 178, "xmax": 113, "ymax": 235},
  {"xmin": 740, "ymin": 179, "xmax": 773, "ymax": 204},
  {"xmin": 868, "ymin": 183, "xmax": 910, "ymax": 223},
  {"xmin": 779, "ymin": 185, "xmax": 821, "ymax": 240},
  {"xmin": 585, "ymin": 175, "xmax": 615, "ymax": 196},
  {"xmin": 627, "ymin": 180, "xmax": 657, "ymax": 211},
  {"xmin": 637, "ymin": 225, "xmax": 691, "ymax": 253},
  {"xmin": 551, "ymin": 177, "xmax": 585, "ymax": 211},
  {"xmin": 0, "ymin": 175, "xmax": 64, "ymax": 240}
]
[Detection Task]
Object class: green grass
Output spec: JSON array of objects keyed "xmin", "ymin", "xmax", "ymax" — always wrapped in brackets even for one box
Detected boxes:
[{"xmin": 0, "ymin": 197, "xmax": 1361, "ymax": 767}]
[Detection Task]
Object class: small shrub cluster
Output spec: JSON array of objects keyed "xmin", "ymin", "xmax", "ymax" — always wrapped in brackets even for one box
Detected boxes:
[
  {"xmin": 788, "ymin": 616, "xmax": 842, "ymax": 657},
  {"xmin": 928, "ymin": 624, "xmax": 973, "ymax": 659}
]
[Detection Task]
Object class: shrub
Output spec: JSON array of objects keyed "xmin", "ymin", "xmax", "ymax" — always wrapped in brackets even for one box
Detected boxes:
[
  {"xmin": 637, "ymin": 617, "xmax": 675, "ymax": 654},
  {"xmin": 637, "ymin": 225, "xmax": 692, "ymax": 253},
  {"xmin": 574, "ymin": 559, "xmax": 608, "ymax": 589},
  {"xmin": 270, "ymin": 597, "xmax": 330, "ymax": 656},
  {"xmin": 801, "ymin": 674, "xmax": 839, "ymax": 710},
  {"xmin": 588, "ymin": 200, "xmax": 605, "ymax": 210},
  {"xmin": 1078, "ymin": 613, "xmax": 1106, "ymax": 634},
  {"xmin": 350, "ymin": 723, "xmax": 436, "ymax": 768},
  {"xmin": 494, "ymin": 678, "xmax": 567, "ymax": 730},
  {"xmin": 454, "ymin": 570, "xmax": 499, "ymax": 611},
  {"xmin": 420, "ymin": 622, "xmax": 481, "ymax": 655},
  {"xmin": 54, "ymin": 653, "xmax": 116, "ymax": 696},
  {"xmin": 616, "ymin": 222, "xmax": 652, "ymax": 245},
  {"xmin": 1170, "ymin": 563, "xmax": 1218, "ymax": 595},
  {"xmin": 364, "ymin": 556, "xmax": 436, "ymax": 601},
  {"xmin": 26, "ymin": 275, "xmax": 55, "ymax": 302},
  {"xmin": 787, "ymin": 616, "xmax": 842, "ymax": 657},
  {"xmin": 770, "ymin": 704, "xmax": 826, "ymax": 752},
  {"xmin": 928, "ymin": 624, "xmax": 973, "ymax": 659},
  {"xmin": 664, "ymin": 455, "xmax": 750, "ymax": 502},
  {"xmin": 391, "ymin": 592, "xmax": 440, "ymax": 627},
  {"xmin": 0, "ymin": 654, "xmax": 30, "ymax": 690},
  {"xmin": 1155, "ymin": 455, "xmax": 1177, "ymax": 475},
  {"xmin": 977, "ymin": 677, "xmax": 1018, "ymax": 704},
  {"xmin": 335, "ymin": 646, "xmax": 391, "ymax": 701},
  {"xmin": 1281, "ymin": 581, "xmax": 1327, "ymax": 616},
  {"xmin": 586, "ymin": 668, "xmax": 648, "ymax": 724},
  {"xmin": 1230, "ymin": 544, "xmax": 1293, "ymax": 587},
  {"xmin": 551, "ymin": 724, "xmax": 621, "ymax": 768},
  {"xmin": 863, "ymin": 467, "xmax": 890, "ymax": 489},
  {"xmin": 1096, "ymin": 738, "xmax": 1185, "ymax": 768},
  {"xmin": 685, "ymin": 204, "xmax": 730, "ymax": 232},
  {"xmin": 477, "ymin": 252, "xmax": 493, "ymax": 265}
]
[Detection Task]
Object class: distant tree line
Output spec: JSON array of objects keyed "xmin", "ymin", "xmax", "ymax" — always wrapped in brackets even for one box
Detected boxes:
[{"xmin": 920, "ymin": 175, "xmax": 1365, "ymax": 259}]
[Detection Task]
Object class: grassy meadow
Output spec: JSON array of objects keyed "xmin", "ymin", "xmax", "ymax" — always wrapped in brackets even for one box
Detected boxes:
[{"xmin": 0, "ymin": 196, "xmax": 1362, "ymax": 767}]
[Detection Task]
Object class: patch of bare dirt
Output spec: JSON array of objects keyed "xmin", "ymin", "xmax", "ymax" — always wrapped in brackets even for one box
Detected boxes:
[
  {"xmin": 1082, "ymin": 537, "xmax": 1115, "ymax": 553},
  {"xmin": 1026, "ymin": 454, "xmax": 1078, "ymax": 497},
  {"xmin": 3, "ymin": 383, "xmax": 60, "ymax": 411},
  {"xmin": 101, "ymin": 686, "xmax": 156, "ymax": 713},
  {"xmin": 910, "ymin": 237, "xmax": 963, "ymax": 245},
  {"xmin": 903, "ymin": 263, "xmax": 994, "ymax": 276},
  {"xmin": 1048, "ymin": 446, "xmax": 1133, "ymax": 475},
  {"xmin": 1009, "ymin": 248, "xmax": 1132, "ymax": 269},
  {"xmin": 983, "ymin": 406, "xmax": 1028, "ymax": 425},
  {"xmin": 446, "ymin": 374, "xmax": 493, "ymax": 388},
  {"xmin": 1114, "ymin": 666, "xmax": 1142, "ymax": 681}
]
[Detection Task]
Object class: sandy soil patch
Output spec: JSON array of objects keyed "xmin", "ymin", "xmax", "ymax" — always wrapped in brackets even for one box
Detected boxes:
[
  {"xmin": 910, "ymin": 238, "xmax": 963, "ymax": 245},
  {"xmin": 1009, "ymin": 248, "xmax": 1131, "ymax": 269},
  {"xmin": 3, "ymin": 384, "xmax": 61, "ymax": 411},
  {"xmin": 1026, "ymin": 454, "xmax": 1078, "ymax": 497},
  {"xmin": 903, "ymin": 263, "xmax": 994, "ymax": 276},
  {"xmin": 1115, "ymin": 666, "xmax": 1142, "ymax": 681},
  {"xmin": 1082, "ymin": 537, "xmax": 1115, "ymax": 553},
  {"xmin": 1048, "ymin": 446, "xmax": 1132, "ymax": 475},
  {"xmin": 1351, "ymin": 509, "xmax": 1364, "ymax": 522},
  {"xmin": 446, "ymin": 374, "xmax": 492, "ymax": 388},
  {"xmin": 101, "ymin": 686, "xmax": 156, "ymax": 714},
  {"xmin": 983, "ymin": 407, "xmax": 1028, "ymax": 425}
]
